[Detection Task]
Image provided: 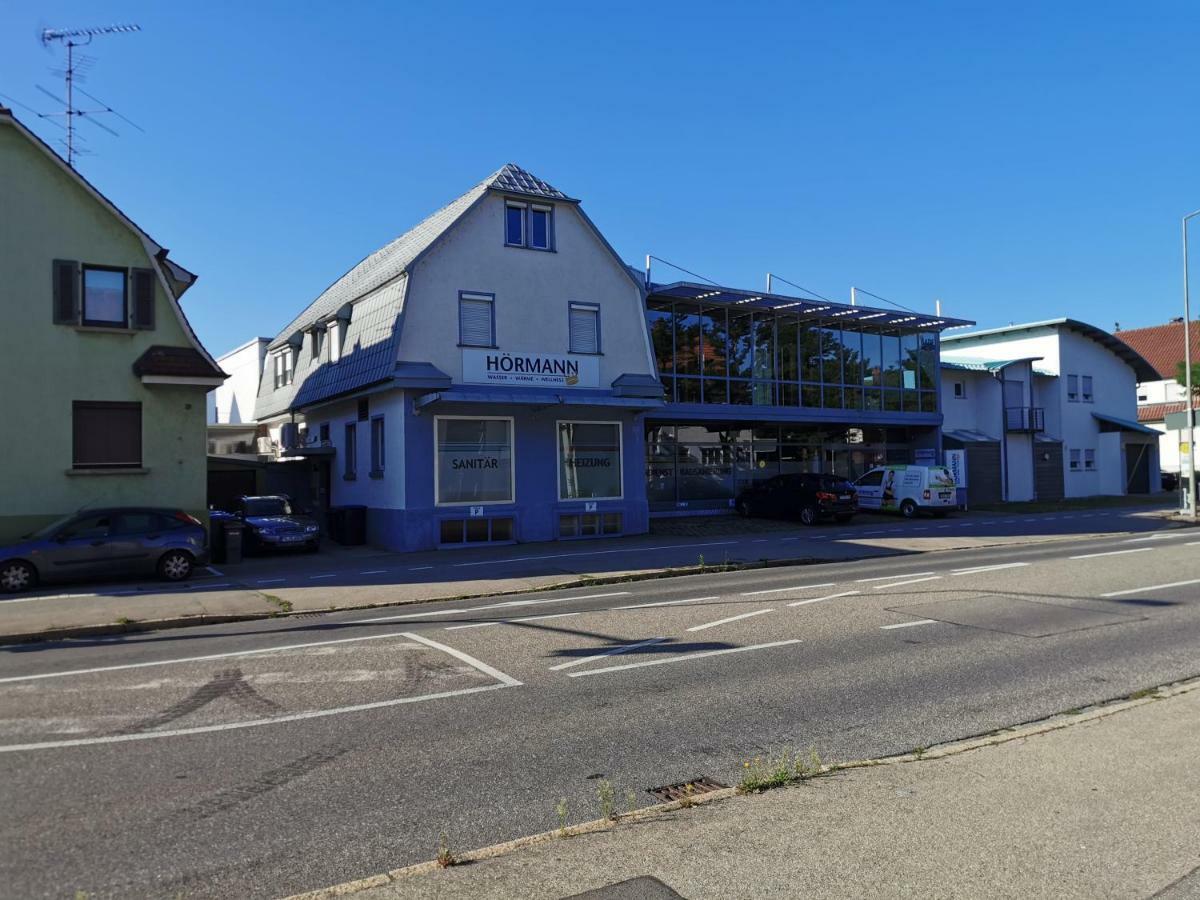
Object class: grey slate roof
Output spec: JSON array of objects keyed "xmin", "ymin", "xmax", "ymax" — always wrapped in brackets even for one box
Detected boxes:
[{"xmin": 255, "ymin": 163, "xmax": 576, "ymax": 419}]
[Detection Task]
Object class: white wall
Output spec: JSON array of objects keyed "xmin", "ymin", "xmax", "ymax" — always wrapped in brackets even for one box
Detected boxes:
[
  {"xmin": 210, "ymin": 338, "xmax": 269, "ymax": 424},
  {"xmin": 1138, "ymin": 378, "xmax": 1187, "ymax": 405},
  {"xmin": 303, "ymin": 391, "xmax": 406, "ymax": 510},
  {"xmin": 397, "ymin": 193, "xmax": 655, "ymax": 385},
  {"xmin": 940, "ymin": 370, "xmax": 1000, "ymax": 436}
]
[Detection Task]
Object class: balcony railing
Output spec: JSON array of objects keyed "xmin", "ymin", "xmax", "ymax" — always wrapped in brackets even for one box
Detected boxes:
[{"xmin": 1005, "ymin": 406, "xmax": 1045, "ymax": 433}]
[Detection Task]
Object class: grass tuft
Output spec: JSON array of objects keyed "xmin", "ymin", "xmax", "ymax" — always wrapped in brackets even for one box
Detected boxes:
[{"xmin": 738, "ymin": 746, "xmax": 825, "ymax": 794}]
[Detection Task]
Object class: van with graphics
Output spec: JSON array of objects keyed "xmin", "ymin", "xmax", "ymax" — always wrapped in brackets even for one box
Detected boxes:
[{"xmin": 854, "ymin": 465, "xmax": 957, "ymax": 518}]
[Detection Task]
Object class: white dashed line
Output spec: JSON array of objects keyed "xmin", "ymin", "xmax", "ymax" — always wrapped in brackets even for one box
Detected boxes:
[
  {"xmin": 614, "ymin": 596, "xmax": 717, "ymax": 611},
  {"xmin": 409, "ymin": 566, "xmax": 434, "ymax": 571},
  {"xmin": 741, "ymin": 583, "xmax": 835, "ymax": 596},
  {"xmin": 1068, "ymin": 548, "xmax": 1154, "ymax": 560},
  {"xmin": 856, "ymin": 572, "xmax": 935, "ymax": 583},
  {"xmin": 308, "ymin": 574, "xmax": 336, "ymax": 580},
  {"xmin": 787, "ymin": 590, "xmax": 859, "ymax": 607},
  {"xmin": 452, "ymin": 541, "xmax": 737, "ymax": 568},
  {"xmin": 359, "ymin": 570, "xmax": 387, "ymax": 575},
  {"xmin": 881, "ymin": 619, "xmax": 939, "ymax": 630},
  {"xmin": 686, "ymin": 609, "xmax": 773, "ymax": 632},
  {"xmin": 549, "ymin": 637, "xmax": 667, "ymax": 672},
  {"xmin": 255, "ymin": 578, "xmax": 286, "ymax": 585},
  {"xmin": 1099, "ymin": 579, "xmax": 1200, "ymax": 598},
  {"xmin": 872, "ymin": 576, "xmax": 942, "ymax": 590},
  {"xmin": 950, "ymin": 562, "xmax": 1030, "ymax": 575},
  {"xmin": 1124, "ymin": 532, "xmax": 1197, "ymax": 543},
  {"xmin": 566, "ymin": 640, "xmax": 802, "ymax": 678}
]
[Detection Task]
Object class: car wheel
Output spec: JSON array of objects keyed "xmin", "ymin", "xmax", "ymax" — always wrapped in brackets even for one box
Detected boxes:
[
  {"xmin": 799, "ymin": 505, "xmax": 819, "ymax": 526},
  {"xmin": 158, "ymin": 550, "xmax": 194, "ymax": 582},
  {"xmin": 900, "ymin": 499, "xmax": 918, "ymax": 519},
  {"xmin": 0, "ymin": 560, "xmax": 36, "ymax": 593}
]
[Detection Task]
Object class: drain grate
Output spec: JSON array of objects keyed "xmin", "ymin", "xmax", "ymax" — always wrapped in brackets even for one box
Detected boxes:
[{"xmin": 647, "ymin": 776, "xmax": 725, "ymax": 802}]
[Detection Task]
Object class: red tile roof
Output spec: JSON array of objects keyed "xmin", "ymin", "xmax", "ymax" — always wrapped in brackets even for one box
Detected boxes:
[
  {"xmin": 1137, "ymin": 399, "xmax": 1200, "ymax": 423},
  {"xmin": 1115, "ymin": 320, "xmax": 1200, "ymax": 381}
]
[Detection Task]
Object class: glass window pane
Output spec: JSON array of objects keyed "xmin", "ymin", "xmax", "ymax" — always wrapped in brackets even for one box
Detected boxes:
[
  {"xmin": 699, "ymin": 307, "xmax": 727, "ymax": 376},
  {"xmin": 802, "ymin": 384, "xmax": 821, "ymax": 408},
  {"xmin": 674, "ymin": 305, "xmax": 701, "ymax": 376},
  {"xmin": 821, "ymin": 327, "xmax": 843, "ymax": 388},
  {"xmin": 860, "ymin": 330, "xmax": 881, "ymax": 387},
  {"xmin": 491, "ymin": 518, "xmax": 513, "ymax": 541},
  {"xmin": 465, "ymin": 519, "xmax": 490, "ymax": 542},
  {"xmin": 602, "ymin": 513, "xmax": 622, "ymax": 534},
  {"xmin": 505, "ymin": 205, "xmax": 524, "ymax": 244},
  {"xmin": 440, "ymin": 520, "xmax": 464, "ymax": 543},
  {"xmin": 727, "ymin": 311, "xmax": 753, "ymax": 379},
  {"xmin": 753, "ymin": 315, "xmax": 775, "ymax": 381},
  {"xmin": 676, "ymin": 377, "xmax": 700, "ymax": 403},
  {"xmin": 559, "ymin": 514, "xmax": 579, "ymax": 537},
  {"xmin": 729, "ymin": 380, "xmax": 751, "ymax": 404},
  {"xmin": 703, "ymin": 378, "xmax": 728, "ymax": 404},
  {"xmin": 842, "ymin": 330, "xmax": 863, "ymax": 388},
  {"xmin": 83, "ymin": 269, "xmax": 125, "ymax": 324},
  {"xmin": 882, "ymin": 333, "xmax": 903, "ymax": 390},
  {"xmin": 646, "ymin": 300, "xmax": 674, "ymax": 375},
  {"xmin": 558, "ymin": 422, "xmax": 622, "ymax": 500},
  {"xmin": 919, "ymin": 333, "xmax": 938, "ymax": 389},
  {"xmin": 801, "ymin": 325, "xmax": 822, "ymax": 383},
  {"xmin": 528, "ymin": 208, "xmax": 549, "ymax": 249},
  {"xmin": 779, "ymin": 382, "xmax": 799, "ymax": 406},
  {"xmin": 436, "ymin": 418, "xmax": 513, "ymax": 503},
  {"xmin": 752, "ymin": 381, "xmax": 774, "ymax": 406},
  {"xmin": 902, "ymin": 333, "xmax": 920, "ymax": 391},
  {"xmin": 823, "ymin": 385, "xmax": 843, "ymax": 409}
]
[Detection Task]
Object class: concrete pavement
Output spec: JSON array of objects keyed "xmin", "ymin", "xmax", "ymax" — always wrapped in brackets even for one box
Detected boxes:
[
  {"xmin": 0, "ymin": 503, "xmax": 1184, "ymax": 642},
  {"xmin": 326, "ymin": 679, "xmax": 1200, "ymax": 900}
]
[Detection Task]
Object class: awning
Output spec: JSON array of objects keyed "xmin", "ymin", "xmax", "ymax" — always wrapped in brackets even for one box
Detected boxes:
[
  {"xmin": 939, "ymin": 355, "xmax": 1043, "ymax": 374},
  {"xmin": 414, "ymin": 388, "xmax": 664, "ymax": 411},
  {"xmin": 1093, "ymin": 412, "xmax": 1160, "ymax": 436}
]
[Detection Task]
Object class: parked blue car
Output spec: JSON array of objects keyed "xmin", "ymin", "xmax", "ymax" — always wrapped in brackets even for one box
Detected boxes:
[{"xmin": 0, "ymin": 507, "xmax": 209, "ymax": 593}]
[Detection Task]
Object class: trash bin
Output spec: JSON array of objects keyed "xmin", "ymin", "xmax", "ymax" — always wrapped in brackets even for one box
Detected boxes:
[
  {"xmin": 328, "ymin": 505, "xmax": 366, "ymax": 545},
  {"xmin": 220, "ymin": 518, "xmax": 244, "ymax": 565}
]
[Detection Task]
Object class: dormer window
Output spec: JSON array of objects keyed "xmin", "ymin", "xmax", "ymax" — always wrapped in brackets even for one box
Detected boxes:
[
  {"xmin": 272, "ymin": 350, "xmax": 294, "ymax": 388},
  {"xmin": 505, "ymin": 200, "xmax": 553, "ymax": 250}
]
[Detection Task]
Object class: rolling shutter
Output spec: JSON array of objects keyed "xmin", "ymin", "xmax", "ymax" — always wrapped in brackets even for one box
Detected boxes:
[
  {"xmin": 131, "ymin": 268, "xmax": 156, "ymax": 330},
  {"xmin": 569, "ymin": 304, "xmax": 599, "ymax": 354},
  {"xmin": 53, "ymin": 259, "xmax": 79, "ymax": 324},
  {"xmin": 459, "ymin": 295, "xmax": 494, "ymax": 347}
]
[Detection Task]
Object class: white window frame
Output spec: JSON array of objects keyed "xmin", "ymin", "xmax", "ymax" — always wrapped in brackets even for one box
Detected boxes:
[
  {"xmin": 952, "ymin": 381, "xmax": 966, "ymax": 399},
  {"xmin": 433, "ymin": 415, "xmax": 516, "ymax": 507},
  {"xmin": 370, "ymin": 415, "xmax": 385, "ymax": 476},
  {"xmin": 1081, "ymin": 375, "xmax": 1093, "ymax": 403},
  {"xmin": 528, "ymin": 204, "xmax": 553, "ymax": 251},
  {"xmin": 1084, "ymin": 448, "xmax": 1096, "ymax": 471},
  {"xmin": 458, "ymin": 292, "xmax": 496, "ymax": 348},
  {"xmin": 568, "ymin": 302, "xmax": 601, "ymax": 354},
  {"xmin": 555, "ymin": 420, "xmax": 624, "ymax": 501},
  {"xmin": 505, "ymin": 201, "xmax": 526, "ymax": 247},
  {"xmin": 1067, "ymin": 373, "xmax": 1078, "ymax": 402},
  {"xmin": 329, "ymin": 320, "xmax": 343, "ymax": 363},
  {"xmin": 1069, "ymin": 448, "xmax": 1081, "ymax": 471}
]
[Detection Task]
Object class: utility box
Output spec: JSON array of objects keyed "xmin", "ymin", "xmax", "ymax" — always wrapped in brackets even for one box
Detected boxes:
[{"xmin": 211, "ymin": 516, "xmax": 244, "ymax": 565}]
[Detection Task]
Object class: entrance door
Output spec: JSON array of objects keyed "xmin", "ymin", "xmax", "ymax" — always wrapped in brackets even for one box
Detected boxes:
[{"xmin": 1125, "ymin": 444, "xmax": 1151, "ymax": 494}]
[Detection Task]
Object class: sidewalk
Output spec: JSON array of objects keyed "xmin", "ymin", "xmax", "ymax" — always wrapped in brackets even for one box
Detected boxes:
[
  {"xmin": 0, "ymin": 503, "xmax": 1183, "ymax": 643},
  {"xmin": 297, "ymin": 680, "xmax": 1200, "ymax": 900}
]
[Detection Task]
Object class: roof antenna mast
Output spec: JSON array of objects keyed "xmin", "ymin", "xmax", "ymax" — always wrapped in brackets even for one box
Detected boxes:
[{"xmin": 39, "ymin": 23, "xmax": 141, "ymax": 167}]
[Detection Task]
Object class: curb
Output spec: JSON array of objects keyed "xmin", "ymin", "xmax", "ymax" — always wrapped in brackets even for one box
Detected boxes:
[{"xmin": 282, "ymin": 674, "xmax": 1200, "ymax": 899}]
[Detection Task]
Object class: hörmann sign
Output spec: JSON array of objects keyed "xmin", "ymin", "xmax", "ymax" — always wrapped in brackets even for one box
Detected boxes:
[{"xmin": 462, "ymin": 349, "xmax": 600, "ymax": 388}]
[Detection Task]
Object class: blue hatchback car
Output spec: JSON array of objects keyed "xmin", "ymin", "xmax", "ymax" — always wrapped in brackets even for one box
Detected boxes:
[{"xmin": 0, "ymin": 507, "xmax": 209, "ymax": 593}]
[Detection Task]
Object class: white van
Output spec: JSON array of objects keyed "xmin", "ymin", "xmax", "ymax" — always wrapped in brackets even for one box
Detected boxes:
[{"xmin": 854, "ymin": 465, "xmax": 957, "ymax": 518}]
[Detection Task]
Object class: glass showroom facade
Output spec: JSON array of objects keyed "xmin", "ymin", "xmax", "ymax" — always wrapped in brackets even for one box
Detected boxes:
[{"xmin": 642, "ymin": 284, "xmax": 962, "ymax": 513}]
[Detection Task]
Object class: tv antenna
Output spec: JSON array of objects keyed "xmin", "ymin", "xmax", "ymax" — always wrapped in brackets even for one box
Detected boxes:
[{"xmin": 37, "ymin": 23, "xmax": 142, "ymax": 167}]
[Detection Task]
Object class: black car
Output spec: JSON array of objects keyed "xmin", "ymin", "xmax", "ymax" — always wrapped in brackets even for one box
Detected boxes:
[
  {"xmin": 232, "ymin": 495, "xmax": 321, "ymax": 554},
  {"xmin": 735, "ymin": 474, "xmax": 858, "ymax": 525}
]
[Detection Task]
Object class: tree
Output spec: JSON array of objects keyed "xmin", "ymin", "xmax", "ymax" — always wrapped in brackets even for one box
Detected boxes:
[{"xmin": 1176, "ymin": 360, "xmax": 1200, "ymax": 398}]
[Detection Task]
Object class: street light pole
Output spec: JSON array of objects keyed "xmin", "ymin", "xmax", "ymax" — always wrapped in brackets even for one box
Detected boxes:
[{"xmin": 1182, "ymin": 209, "xmax": 1200, "ymax": 520}]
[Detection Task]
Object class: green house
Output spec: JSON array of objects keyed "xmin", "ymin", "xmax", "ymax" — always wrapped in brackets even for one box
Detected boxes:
[{"xmin": 0, "ymin": 108, "xmax": 225, "ymax": 542}]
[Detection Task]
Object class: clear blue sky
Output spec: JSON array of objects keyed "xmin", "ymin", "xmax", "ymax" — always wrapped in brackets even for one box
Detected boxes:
[{"xmin": 4, "ymin": 1, "xmax": 1199, "ymax": 355}]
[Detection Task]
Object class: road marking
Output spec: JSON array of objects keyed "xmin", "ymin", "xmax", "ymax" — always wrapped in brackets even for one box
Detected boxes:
[
  {"xmin": 1124, "ymin": 533, "xmax": 1197, "ymax": 543},
  {"xmin": 402, "ymin": 631, "xmax": 523, "ymax": 687},
  {"xmin": 354, "ymin": 591, "xmax": 632, "ymax": 623},
  {"xmin": 880, "ymin": 619, "xmax": 938, "ymax": 630},
  {"xmin": 0, "ymin": 631, "xmax": 428, "ymax": 683},
  {"xmin": 566, "ymin": 639, "xmax": 801, "ymax": 678},
  {"xmin": 1189, "ymin": 541, "xmax": 1200, "ymax": 547},
  {"xmin": 614, "ymin": 596, "xmax": 717, "ymax": 610},
  {"xmin": 409, "ymin": 566, "xmax": 434, "ymax": 571},
  {"xmin": 855, "ymin": 572, "xmax": 935, "ymax": 583},
  {"xmin": 451, "ymin": 541, "xmax": 737, "ymax": 568},
  {"xmin": 445, "ymin": 612, "xmax": 581, "ymax": 631},
  {"xmin": 686, "ymin": 609, "xmax": 773, "ymax": 632},
  {"xmin": 1099, "ymin": 579, "xmax": 1200, "ymax": 598},
  {"xmin": 1022, "ymin": 518, "xmax": 1038, "ymax": 523},
  {"xmin": 0, "ymin": 685, "xmax": 516, "ymax": 753},
  {"xmin": 950, "ymin": 562, "xmax": 1031, "ymax": 575},
  {"xmin": 861, "ymin": 530, "xmax": 886, "ymax": 535},
  {"xmin": 255, "ymin": 578, "xmax": 286, "ymax": 585},
  {"xmin": 873, "ymin": 576, "xmax": 942, "ymax": 590},
  {"xmin": 836, "ymin": 533, "xmax": 854, "ymax": 538},
  {"xmin": 205, "ymin": 566, "xmax": 224, "ymax": 576},
  {"xmin": 740, "ymin": 583, "xmax": 835, "ymax": 596},
  {"xmin": 787, "ymin": 590, "xmax": 859, "ymax": 607},
  {"xmin": 751, "ymin": 539, "xmax": 770, "ymax": 543},
  {"xmin": 1068, "ymin": 548, "xmax": 1154, "ymax": 560},
  {"xmin": 0, "ymin": 592, "xmax": 99, "ymax": 604},
  {"xmin": 548, "ymin": 637, "xmax": 667, "ymax": 672},
  {"xmin": 308, "ymin": 574, "xmax": 336, "ymax": 580},
  {"xmin": 359, "ymin": 569, "xmax": 387, "ymax": 575}
]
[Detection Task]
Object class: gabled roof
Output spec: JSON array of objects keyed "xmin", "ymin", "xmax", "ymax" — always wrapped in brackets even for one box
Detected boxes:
[
  {"xmin": 942, "ymin": 318, "xmax": 1158, "ymax": 382},
  {"xmin": 1114, "ymin": 320, "xmax": 1200, "ymax": 382},
  {"xmin": 0, "ymin": 106, "xmax": 221, "ymax": 375},
  {"xmin": 267, "ymin": 164, "xmax": 577, "ymax": 352},
  {"xmin": 1137, "ymin": 399, "xmax": 1199, "ymax": 423}
]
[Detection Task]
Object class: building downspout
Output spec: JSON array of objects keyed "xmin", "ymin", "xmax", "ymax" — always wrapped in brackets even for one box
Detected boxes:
[{"xmin": 999, "ymin": 370, "xmax": 1009, "ymax": 502}]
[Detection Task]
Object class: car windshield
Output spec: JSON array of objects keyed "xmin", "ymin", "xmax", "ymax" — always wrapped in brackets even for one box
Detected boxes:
[{"xmin": 243, "ymin": 498, "xmax": 292, "ymax": 517}]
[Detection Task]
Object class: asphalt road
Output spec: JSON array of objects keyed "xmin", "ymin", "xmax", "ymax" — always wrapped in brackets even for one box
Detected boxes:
[{"xmin": 2, "ymin": 519, "xmax": 1198, "ymax": 899}]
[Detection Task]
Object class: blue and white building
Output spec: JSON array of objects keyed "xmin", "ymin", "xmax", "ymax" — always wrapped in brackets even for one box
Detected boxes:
[{"xmin": 252, "ymin": 165, "xmax": 973, "ymax": 550}]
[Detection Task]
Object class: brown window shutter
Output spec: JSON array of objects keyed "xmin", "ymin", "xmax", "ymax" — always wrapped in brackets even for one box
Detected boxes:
[
  {"xmin": 53, "ymin": 260, "xmax": 79, "ymax": 324},
  {"xmin": 132, "ymin": 268, "xmax": 156, "ymax": 330}
]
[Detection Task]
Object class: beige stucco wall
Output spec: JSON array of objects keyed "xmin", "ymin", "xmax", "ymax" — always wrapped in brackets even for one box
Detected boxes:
[{"xmin": 0, "ymin": 122, "xmax": 212, "ymax": 541}]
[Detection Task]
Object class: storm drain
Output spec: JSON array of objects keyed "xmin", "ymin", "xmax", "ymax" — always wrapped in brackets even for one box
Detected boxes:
[{"xmin": 647, "ymin": 776, "xmax": 725, "ymax": 802}]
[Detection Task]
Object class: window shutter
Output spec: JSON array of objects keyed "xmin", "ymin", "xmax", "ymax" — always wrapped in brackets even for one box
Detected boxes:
[
  {"xmin": 459, "ymin": 297, "xmax": 493, "ymax": 347},
  {"xmin": 569, "ymin": 305, "xmax": 599, "ymax": 354},
  {"xmin": 131, "ymin": 268, "xmax": 156, "ymax": 329},
  {"xmin": 53, "ymin": 259, "xmax": 79, "ymax": 324}
]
